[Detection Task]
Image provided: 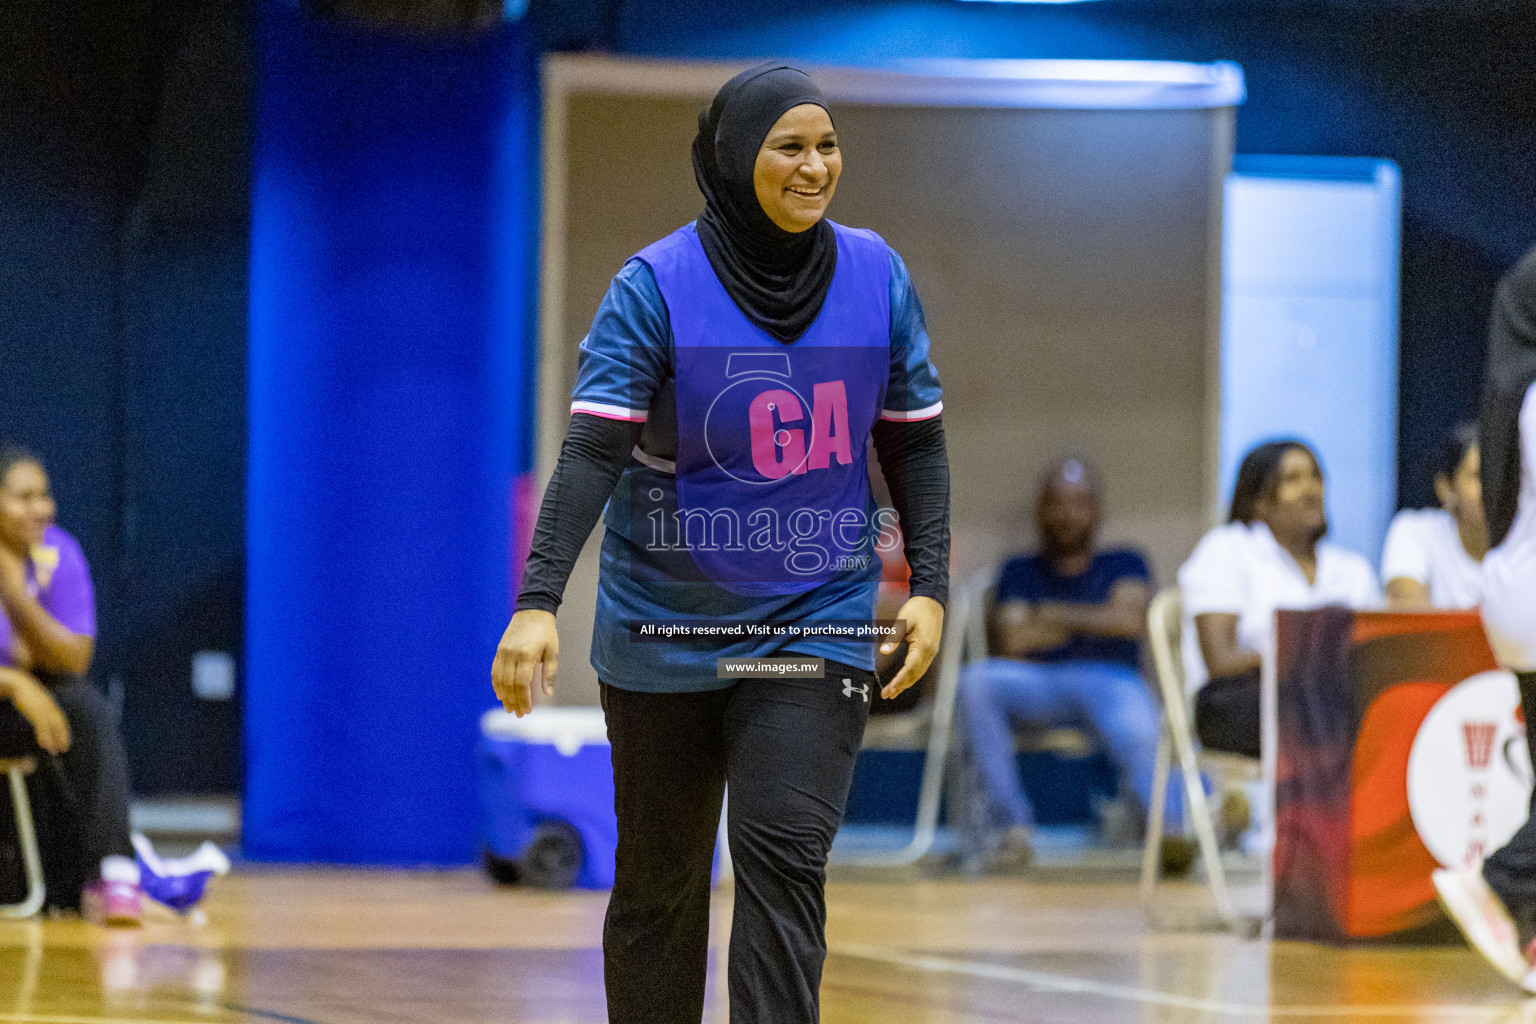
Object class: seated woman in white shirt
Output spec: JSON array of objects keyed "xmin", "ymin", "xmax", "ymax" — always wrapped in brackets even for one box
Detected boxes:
[
  {"xmin": 1381, "ymin": 422, "xmax": 1487, "ymax": 609},
  {"xmin": 1178, "ymin": 440, "xmax": 1380, "ymax": 757}
]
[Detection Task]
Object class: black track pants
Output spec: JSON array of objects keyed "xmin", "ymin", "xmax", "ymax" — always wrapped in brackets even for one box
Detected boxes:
[
  {"xmin": 600, "ymin": 662, "xmax": 873, "ymax": 1024},
  {"xmin": 0, "ymin": 676, "xmax": 133, "ymax": 905},
  {"xmin": 1193, "ymin": 668, "xmax": 1262, "ymax": 759},
  {"xmin": 1483, "ymin": 671, "xmax": 1536, "ymax": 943}
]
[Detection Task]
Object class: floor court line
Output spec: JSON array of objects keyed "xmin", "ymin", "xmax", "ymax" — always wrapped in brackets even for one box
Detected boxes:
[
  {"xmin": 833, "ymin": 944, "xmax": 1533, "ymax": 1019},
  {"xmin": 211, "ymin": 1002, "xmax": 326, "ymax": 1024},
  {"xmin": 0, "ymin": 1015, "xmax": 237, "ymax": 1024}
]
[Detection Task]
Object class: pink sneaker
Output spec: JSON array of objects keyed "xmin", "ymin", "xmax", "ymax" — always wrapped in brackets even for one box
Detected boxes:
[
  {"xmin": 1523, "ymin": 941, "xmax": 1536, "ymax": 995},
  {"xmin": 1433, "ymin": 866, "xmax": 1525, "ymax": 984},
  {"xmin": 83, "ymin": 879, "xmax": 144, "ymax": 927}
]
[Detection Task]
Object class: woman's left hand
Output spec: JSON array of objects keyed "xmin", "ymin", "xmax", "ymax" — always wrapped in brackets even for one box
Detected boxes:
[{"xmin": 878, "ymin": 595, "xmax": 944, "ymax": 700}]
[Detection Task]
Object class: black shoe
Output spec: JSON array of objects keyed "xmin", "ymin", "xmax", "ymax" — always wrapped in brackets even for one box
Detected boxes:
[{"xmin": 1159, "ymin": 836, "xmax": 1196, "ymax": 877}]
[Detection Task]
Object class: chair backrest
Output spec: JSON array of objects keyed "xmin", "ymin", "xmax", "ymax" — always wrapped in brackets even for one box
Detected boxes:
[
  {"xmin": 960, "ymin": 570, "xmax": 1097, "ymax": 756},
  {"xmin": 962, "ymin": 576, "xmax": 997, "ymax": 664},
  {"xmin": 860, "ymin": 572, "xmax": 991, "ymax": 752},
  {"xmin": 1147, "ymin": 587, "xmax": 1261, "ymax": 774},
  {"xmin": 1146, "ymin": 587, "xmax": 1188, "ymax": 713}
]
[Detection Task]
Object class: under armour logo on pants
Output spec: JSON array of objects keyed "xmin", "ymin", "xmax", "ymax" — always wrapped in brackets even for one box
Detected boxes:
[{"xmin": 842, "ymin": 678, "xmax": 869, "ymax": 702}]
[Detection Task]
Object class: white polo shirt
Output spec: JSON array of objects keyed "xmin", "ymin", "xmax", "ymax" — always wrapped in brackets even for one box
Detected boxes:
[
  {"xmin": 1178, "ymin": 521, "xmax": 1381, "ymax": 692},
  {"xmin": 1379, "ymin": 508, "xmax": 1484, "ymax": 609},
  {"xmin": 1483, "ymin": 381, "xmax": 1536, "ymax": 672}
]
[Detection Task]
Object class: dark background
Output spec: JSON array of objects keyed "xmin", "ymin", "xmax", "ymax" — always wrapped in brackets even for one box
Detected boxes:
[
  {"xmin": 1, "ymin": 0, "xmax": 1531, "ymax": 795},
  {"xmin": 1, "ymin": 0, "xmax": 249, "ymax": 793}
]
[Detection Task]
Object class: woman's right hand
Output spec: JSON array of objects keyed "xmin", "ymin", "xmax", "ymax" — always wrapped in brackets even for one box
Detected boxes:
[
  {"xmin": 0, "ymin": 667, "xmax": 71, "ymax": 755},
  {"xmin": 491, "ymin": 609, "xmax": 559, "ymax": 717}
]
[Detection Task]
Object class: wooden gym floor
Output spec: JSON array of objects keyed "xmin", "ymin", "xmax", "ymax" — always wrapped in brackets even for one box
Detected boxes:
[{"xmin": 2, "ymin": 869, "xmax": 1534, "ymax": 1023}]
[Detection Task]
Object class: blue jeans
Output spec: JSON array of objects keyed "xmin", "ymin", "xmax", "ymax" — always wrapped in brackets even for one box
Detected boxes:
[{"xmin": 955, "ymin": 657, "xmax": 1178, "ymax": 831}]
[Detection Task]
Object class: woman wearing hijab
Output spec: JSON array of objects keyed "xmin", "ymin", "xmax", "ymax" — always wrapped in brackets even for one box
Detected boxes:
[
  {"xmin": 490, "ymin": 64, "xmax": 949, "ymax": 1021},
  {"xmin": 1433, "ymin": 245, "xmax": 1536, "ymax": 992}
]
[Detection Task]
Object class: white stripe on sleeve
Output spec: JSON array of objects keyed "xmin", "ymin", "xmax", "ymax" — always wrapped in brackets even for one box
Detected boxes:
[{"xmin": 879, "ymin": 401, "xmax": 944, "ymax": 423}]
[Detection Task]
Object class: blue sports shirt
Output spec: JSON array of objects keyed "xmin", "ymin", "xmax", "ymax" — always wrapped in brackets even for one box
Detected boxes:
[{"xmin": 571, "ymin": 223, "xmax": 943, "ymax": 692}]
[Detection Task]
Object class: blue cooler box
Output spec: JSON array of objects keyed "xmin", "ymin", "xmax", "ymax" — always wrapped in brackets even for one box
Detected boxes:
[
  {"xmin": 479, "ymin": 706, "xmax": 730, "ymax": 890},
  {"xmin": 478, "ymin": 707, "xmax": 618, "ymax": 889}
]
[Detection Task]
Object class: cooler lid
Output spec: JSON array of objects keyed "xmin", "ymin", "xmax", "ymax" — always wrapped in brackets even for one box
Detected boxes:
[{"xmin": 480, "ymin": 706, "xmax": 610, "ymax": 755}]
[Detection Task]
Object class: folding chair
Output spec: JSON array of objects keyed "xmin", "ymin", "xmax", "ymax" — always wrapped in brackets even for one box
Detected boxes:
[
  {"xmin": 830, "ymin": 573, "xmax": 981, "ymax": 869},
  {"xmin": 0, "ymin": 757, "xmax": 46, "ymax": 918},
  {"xmin": 832, "ymin": 568, "xmax": 1107, "ymax": 871},
  {"xmin": 1138, "ymin": 587, "xmax": 1258, "ymax": 928},
  {"xmin": 963, "ymin": 579, "xmax": 1102, "ymax": 759}
]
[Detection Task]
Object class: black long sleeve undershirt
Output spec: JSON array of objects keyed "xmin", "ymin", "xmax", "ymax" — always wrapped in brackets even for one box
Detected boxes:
[
  {"xmin": 514, "ymin": 415, "xmax": 639, "ymax": 614},
  {"xmin": 872, "ymin": 416, "xmax": 951, "ymax": 607},
  {"xmin": 515, "ymin": 413, "xmax": 952, "ymax": 614}
]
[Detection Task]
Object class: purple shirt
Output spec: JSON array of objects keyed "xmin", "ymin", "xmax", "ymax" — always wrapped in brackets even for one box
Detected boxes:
[{"xmin": 0, "ymin": 525, "xmax": 96, "ymax": 667}]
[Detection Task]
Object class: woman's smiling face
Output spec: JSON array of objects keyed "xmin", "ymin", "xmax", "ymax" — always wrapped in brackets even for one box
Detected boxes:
[{"xmin": 752, "ymin": 104, "xmax": 840, "ymax": 234}]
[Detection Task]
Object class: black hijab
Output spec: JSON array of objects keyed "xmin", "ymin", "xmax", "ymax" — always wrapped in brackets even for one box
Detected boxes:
[
  {"xmin": 1481, "ymin": 244, "xmax": 1536, "ymax": 547},
  {"xmin": 692, "ymin": 63, "xmax": 837, "ymax": 344}
]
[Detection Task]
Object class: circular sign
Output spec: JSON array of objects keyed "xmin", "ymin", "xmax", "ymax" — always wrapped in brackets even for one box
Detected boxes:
[
  {"xmin": 702, "ymin": 376, "xmax": 816, "ymax": 485},
  {"xmin": 1407, "ymin": 669, "xmax": 1532, "ymax": 869}
]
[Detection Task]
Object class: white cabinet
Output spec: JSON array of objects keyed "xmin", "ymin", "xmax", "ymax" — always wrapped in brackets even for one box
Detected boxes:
[{"xmin": 1221, "ymin": 156, "xmax": 1401, "ymax": 566}]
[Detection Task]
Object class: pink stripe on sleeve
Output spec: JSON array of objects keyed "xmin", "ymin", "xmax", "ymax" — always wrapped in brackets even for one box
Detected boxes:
[{"xmin": 571, "ymin": 400, "xmax": 649, "ymax": 422}]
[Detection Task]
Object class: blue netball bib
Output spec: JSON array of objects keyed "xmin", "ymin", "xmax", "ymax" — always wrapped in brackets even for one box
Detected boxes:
[{"xmin": 636, "ymin": 222, "xmax": 891, "ymax": 596}]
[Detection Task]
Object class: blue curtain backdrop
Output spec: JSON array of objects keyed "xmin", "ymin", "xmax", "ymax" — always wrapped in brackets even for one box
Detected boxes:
[{"xmin": 245, "ymin": 3, "xmax": 536, "ymax": 863}]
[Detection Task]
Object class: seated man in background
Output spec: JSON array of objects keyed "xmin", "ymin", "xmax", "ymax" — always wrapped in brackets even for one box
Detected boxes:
[
  {"xmin": 1381, "ymin": 421, "xmax": 1487, "ymax": 609},
  {"xmin": 956, "ymin": 457, "xmax": 1185, "ymax": 871},
  {"xmin": 1180, "ymin": 440, "xmax": 1379, "ymax": 759}
]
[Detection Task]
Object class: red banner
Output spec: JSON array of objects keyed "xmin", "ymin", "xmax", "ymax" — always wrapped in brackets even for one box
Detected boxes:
[{"xmin": 1273, "ymin": 609, "xmax": 1523, "ymax": 942}]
